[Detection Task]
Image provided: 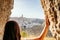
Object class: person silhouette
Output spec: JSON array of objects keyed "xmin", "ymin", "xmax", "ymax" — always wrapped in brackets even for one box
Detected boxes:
[{"xmin": 3, "ymin": 21, "xmax": 21, "ymax": 40}]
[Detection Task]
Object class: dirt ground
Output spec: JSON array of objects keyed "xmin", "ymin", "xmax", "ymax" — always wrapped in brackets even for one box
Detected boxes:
[
  {"xmin": 21, "ymin": 37, "xmax": 56, "ymax": 40},
  {"xmin": 44, "ymin": 37, "xmax": 56, "ymax": 40}
]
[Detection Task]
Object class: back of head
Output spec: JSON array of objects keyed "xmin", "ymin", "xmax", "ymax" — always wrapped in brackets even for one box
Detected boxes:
[{"xmin": 3, "ymin": 21, "xmax": 21, "ymax": 40}]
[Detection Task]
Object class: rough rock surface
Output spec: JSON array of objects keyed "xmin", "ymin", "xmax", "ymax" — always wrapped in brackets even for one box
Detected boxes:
[
  {"xmin": 41, "ymin": 0, "xmax": 60, "ymax": 40},
  {"xmin": 0, "ymin": 0, "xmax": 14, "ymax": 40}
]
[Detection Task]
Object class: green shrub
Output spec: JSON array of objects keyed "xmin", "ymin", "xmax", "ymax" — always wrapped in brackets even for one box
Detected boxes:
[{"xmin": 21, "ymin": 31, "xmax": 28, "ymax": 37}]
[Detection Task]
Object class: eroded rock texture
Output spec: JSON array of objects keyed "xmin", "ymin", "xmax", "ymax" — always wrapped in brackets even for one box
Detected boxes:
[
  {"xmin": 0, "ymin": 0, "xmax": 14, "ymax": 40},
  {"xmin": 41, "ymin": 0, "xmax": 60, "ymax": 40}
]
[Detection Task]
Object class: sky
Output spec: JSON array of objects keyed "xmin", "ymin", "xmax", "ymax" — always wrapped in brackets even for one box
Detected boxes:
[{"xmin": 10, "ymin": 0, "xmax": 45, "ymax": 19}]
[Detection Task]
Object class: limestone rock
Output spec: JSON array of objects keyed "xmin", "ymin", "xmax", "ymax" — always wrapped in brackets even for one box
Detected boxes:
[{"xmin": 0, "ymin": 0, "xmax": 14, "ymax": 40}]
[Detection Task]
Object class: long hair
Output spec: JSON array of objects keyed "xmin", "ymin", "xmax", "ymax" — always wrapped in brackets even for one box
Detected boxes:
[{"xmin": 3, "ymin": 21, "xmax": 21, "ymax": 40}]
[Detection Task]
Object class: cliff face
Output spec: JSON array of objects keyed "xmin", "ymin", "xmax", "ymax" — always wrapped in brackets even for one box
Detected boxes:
[
  {"xmin": 0, "ymin": 0, "xmax": 14, "ymax": 40},
  {"xmin": 41, "ymin": 0, "xmax": 60, "ymax": 40}
]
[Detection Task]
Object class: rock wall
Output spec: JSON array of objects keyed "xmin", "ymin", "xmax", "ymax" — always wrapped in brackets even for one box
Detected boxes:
[
  {"xmin": 41, "ymin": 0, "xmax": 60, "ymax": 40},
  {"xmin": 0, "ymin": 0, "xmax": 14, "ymax": 40}
]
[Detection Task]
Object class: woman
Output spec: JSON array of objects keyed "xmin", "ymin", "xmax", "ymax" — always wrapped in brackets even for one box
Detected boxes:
[{"xmin": 3, "ymin": 21, "xmax": 21, "ymax": 40}]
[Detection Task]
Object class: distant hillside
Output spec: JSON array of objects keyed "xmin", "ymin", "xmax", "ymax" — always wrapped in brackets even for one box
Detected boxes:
[
  {"xmin": 9, "ymin": 17, "xmax": 52, "ymax": 37},
  {"xmin": 24, "ymin": 24, "xmax": 52, "ymax": 37},
  {"xmin": 9, "ymin": 17, "xmax": 44, "ymax": 24},
  {"xmin": 24, "ymin": 25, "xmax": 43, "ymax": 36},
  {"xmin": 9, "ymin": 17, "xmax": 45, "ymax": 28}
]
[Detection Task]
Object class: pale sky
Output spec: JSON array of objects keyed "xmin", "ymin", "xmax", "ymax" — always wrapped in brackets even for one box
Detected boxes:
[{"xmin": 10, "ymin": 0, "xmax": 45, "ymax": 19}]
